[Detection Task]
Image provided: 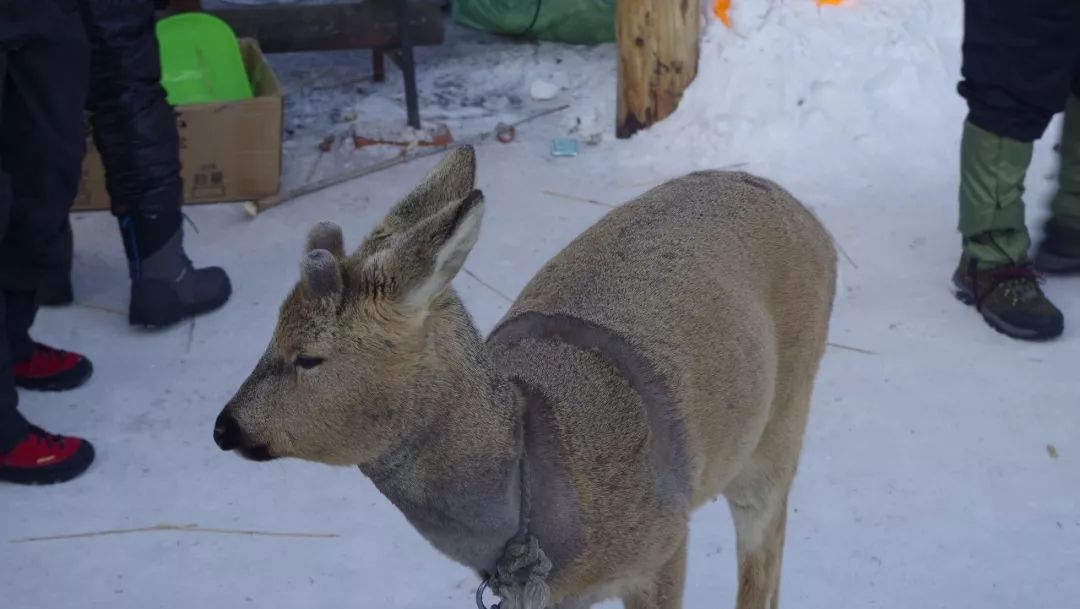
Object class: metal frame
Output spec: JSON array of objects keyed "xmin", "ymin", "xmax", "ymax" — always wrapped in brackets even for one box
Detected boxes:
[{"xmin": 396, "ymin": 0, "xmax": 421, "ymax": 128}]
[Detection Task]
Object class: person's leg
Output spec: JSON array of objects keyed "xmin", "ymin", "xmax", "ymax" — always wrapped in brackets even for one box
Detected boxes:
[
  {"xmin": 0, "ymin": 10, "xmax": 95, "ymax": 392},
  {"xmin": 957, "ymin": 122, "xmax": 1034, "ymax": 266},
  {"xmin": 957, "ymin": 0, "xmax": 1079, "ymax": 266},
  {"xmin": 1053, "ymin": 69, "xmax": 1080, "ymax": 226},
  {"xmin": 0, "ymin": 49, "xmax": 32, "ymax": 447},
  {"xmin": 80, "ymin": 0, "xmax": 182, "ymax": 219},
  {"xmin": 4, "ymin": 289, "xmax": 37, "ymax": 366},
  {"xmin": 0, "ymin": 9, "xmax": 95, "ymax": 484},
  {"xmin": 6, "ymin": 287, "xmax": 92, "ymax": 391},
  {"xmin": 0, "ymin": 12, "xmax": 89, "ymax": 296},
  {"xmin": 1036, "ymin": 61, "xmax": 1080, "ymax": 271},
  {"xmin": 80, "ymin": 0, "xmax": 231, "ymax": 327},
  {"xmin": 0, "ymin": 292, "xmax": 33, "ymax": 450},
  {"xmin": 36, "ymin": 221, "xmax": 74, "ymax": 307},
  {"xmin": 952, "ymin": 0, "xmax": 1077, "ymax": 340},
  {"xmin": 1, "ymin": 283, "xmax": 94, "ymax": 483}
]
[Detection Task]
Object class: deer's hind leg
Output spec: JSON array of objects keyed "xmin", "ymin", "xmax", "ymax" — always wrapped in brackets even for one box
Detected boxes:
[
  {"xmin": 725, "ymin": 484, "xmax": 788, "ymax": 609},
  {"xmin": 723, "ymin": 380, "xmax": 812, "ymax": 609},
  {"xmin": 621, "ymin": 528, "xmax": 689, "ymax": 609}
]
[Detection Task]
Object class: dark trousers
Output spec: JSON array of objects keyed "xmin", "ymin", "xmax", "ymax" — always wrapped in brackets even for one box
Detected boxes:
[
  {"xmin": 81, "ymin": 0, "xmax": 183, "ymax": 218},
  {"xmin": 41, "ymin": 0, "xmax": 185, "ymax": 303},
  {"xmin": 0, "ymin": 11, "xmax": 90, "ymax": 448},
  {"xmin": 960, "ymin": 0, "xmax": 1080, "ymax": 142}
]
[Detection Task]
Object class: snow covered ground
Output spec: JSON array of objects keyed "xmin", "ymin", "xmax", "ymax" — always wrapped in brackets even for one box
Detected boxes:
[{"xmin": 3, "ymin": 2, "xmax": 1078, "ymax": 608}]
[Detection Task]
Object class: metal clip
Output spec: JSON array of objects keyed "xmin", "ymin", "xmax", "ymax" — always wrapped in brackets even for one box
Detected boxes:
[{"xmin": 475, "ymin": 579, "xmax": 501, "ymax": 609}]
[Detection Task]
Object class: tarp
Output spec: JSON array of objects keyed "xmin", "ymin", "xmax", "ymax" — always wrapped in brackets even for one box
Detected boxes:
[{"xmin": 452, "ymin": 0, "xmax": 615, "ymax": 45}]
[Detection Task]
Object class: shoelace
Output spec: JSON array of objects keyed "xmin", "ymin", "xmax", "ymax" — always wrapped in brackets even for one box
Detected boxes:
[
  {"xmin": 182, "ymin": 212, "xmax": 199, "ymax": 235},
  {"xmin": 972, "ymin": 262, "xmax": 1045, "ymax": 309},
  {"xmin": 179, "ymin": 213, "xmax": 197, "ymax": 276}
]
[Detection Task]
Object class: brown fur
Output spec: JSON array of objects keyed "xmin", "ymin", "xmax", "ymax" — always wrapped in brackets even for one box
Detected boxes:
[{"xmin": 215, "ymin": 146, "xmax": 836, "ymax": 609}]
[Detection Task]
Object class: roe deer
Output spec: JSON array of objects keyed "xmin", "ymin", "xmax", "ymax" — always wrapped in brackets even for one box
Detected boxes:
[{"xmin": 214, "ymin": 146, "xmax": 836, "ymax": 609}]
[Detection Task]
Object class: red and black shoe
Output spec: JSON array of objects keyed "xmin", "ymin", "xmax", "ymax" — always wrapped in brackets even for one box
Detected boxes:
[
  {"xmin": 13, "ymin": 343, "xmax": 93, "ymax": 391},
  {"xmin": 0, "ymin": 426, "xmax": 95, "ymax": 485}
]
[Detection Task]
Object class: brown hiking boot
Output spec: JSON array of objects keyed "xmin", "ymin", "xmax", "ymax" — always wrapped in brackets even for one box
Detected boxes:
[
  {"xmin": 1035, "ymin": 219, "xmax": 1080, "ymax": 274},
  {"xmin": 953, "ymin": 258, "xmax": 1064, "ymax": 340}
]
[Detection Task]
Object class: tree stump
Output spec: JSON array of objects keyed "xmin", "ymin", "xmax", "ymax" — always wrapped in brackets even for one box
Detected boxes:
[{"xmin": 616, "ymin": 0, "xmax": 700, "ymax": 139}]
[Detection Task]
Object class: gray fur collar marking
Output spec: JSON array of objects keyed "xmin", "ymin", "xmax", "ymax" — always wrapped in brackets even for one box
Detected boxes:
[
  {"xmin": 508, "ymin": 378, "xmax": 585, "ymax": 574},
  {"xmin": 489, "ymin": 312, "xmax": 692, "ymax": 501},
  {"xmin": 359, "ymin": 412, "xmax": 522, "ymax": 572},
  {"xmin": 481, "ymin": 380, "xmax": 577, "ymax": 609}
]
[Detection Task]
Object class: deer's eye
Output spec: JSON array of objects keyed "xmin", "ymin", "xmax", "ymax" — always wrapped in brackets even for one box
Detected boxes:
[{"xmin": 294, "ymin": 355, "xmax": 324, "ymax": 370}]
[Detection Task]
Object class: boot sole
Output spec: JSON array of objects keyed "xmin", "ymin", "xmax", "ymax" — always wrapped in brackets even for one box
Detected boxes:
[
  {"xmin": 0, "ymin": 441, "xmax": 95, "ymax": 485},
  {"xmin": 953, "ymin": 282, "xmax": 1063, "ymax": 341},
  {"xmin": 128, "ymin": 281, "xmax": 232, "ymax": 328}
]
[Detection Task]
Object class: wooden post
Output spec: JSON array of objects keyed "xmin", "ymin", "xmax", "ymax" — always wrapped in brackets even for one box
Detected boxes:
[{"xmin": 616, "ymin": 0, "xmax": 700, "ymax": 139}]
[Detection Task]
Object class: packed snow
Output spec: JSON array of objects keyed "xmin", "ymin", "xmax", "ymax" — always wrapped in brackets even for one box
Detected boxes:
[{"xmin": 3, "ymin": 2, "xmax": 1077, "ymax": 608}]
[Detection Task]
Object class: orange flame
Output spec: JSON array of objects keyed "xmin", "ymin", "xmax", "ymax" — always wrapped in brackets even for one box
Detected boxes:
[
  {"xmin": 715, "ymin": 0, "xmax": 842, "ymax": 29},
  {"xmin": 712, "ymin": 0, "xmax": 731, "ymax": 27}
]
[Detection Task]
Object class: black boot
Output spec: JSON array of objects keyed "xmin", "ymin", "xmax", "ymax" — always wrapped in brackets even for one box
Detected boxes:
[
  {"xmin": 119, "ymin": 212, "xmax": 231, "ymax": 327},
  {"xmin": 1034, "ymin": 218, "xmax": 1080, "ymax": 274}
]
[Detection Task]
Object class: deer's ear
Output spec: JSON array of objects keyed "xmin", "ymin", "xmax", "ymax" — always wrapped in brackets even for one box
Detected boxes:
[
  {"xmin": 301, "ymin": 249, "xmax": 344, "ymax": 305},
  {"xmin": 360, "ymin": 189, "xmax": 485, "ymax": 309},
  {"xmin": 356, "ymin": 146, "xmax": 477, "ymax": 259},
  {"xmin": 306, "ymin": 222, "xmax": 345, "ymax": 259}
]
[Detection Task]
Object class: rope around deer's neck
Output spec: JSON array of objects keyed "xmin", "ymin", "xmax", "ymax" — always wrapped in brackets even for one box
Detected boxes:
[{"xmin": 476, "ymin": 426, "xmax": 552, "ymax": 609}]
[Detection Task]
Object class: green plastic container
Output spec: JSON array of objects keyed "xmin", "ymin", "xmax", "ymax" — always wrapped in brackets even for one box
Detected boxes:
[{"xmin": 156, "ymin": 13, "xmax": 253, "ymax": 105}]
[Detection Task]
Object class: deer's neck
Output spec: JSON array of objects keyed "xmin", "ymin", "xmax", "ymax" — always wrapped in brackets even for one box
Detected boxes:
[{"xmin": 360, "ymin": 296, "xmax": 522, "ymax": 572}]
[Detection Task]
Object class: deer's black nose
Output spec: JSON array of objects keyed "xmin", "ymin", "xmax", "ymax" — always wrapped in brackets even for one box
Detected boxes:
[{"xmin": 213, "ymin": 411, "xmax": 243, "ymax": 451}]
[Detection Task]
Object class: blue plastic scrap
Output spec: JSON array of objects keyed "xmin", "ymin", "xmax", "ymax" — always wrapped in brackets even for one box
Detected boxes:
[{"xmin": 551, "ymin": 138, "xmax": 579, "ymax": 157}]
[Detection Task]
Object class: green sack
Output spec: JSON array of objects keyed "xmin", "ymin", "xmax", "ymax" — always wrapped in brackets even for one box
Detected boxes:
[{"xmin": 452, "ymin": 0, "xmax": 615, "ymax": 45}]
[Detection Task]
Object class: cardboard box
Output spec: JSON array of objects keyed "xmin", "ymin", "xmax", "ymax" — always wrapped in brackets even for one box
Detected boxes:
[{"xmin": 74, "ymin": 39, "xmax": 282, "ymax": 212}]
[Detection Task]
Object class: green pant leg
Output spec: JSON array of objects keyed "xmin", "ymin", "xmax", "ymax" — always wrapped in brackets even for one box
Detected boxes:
[
  {"xmin": 959, "ymin": 121, "xmax": 1034, "ymax": 266},
  {"xmin": 1050, "ymin": 96, "xmax": 1080, "ymax": 229}
]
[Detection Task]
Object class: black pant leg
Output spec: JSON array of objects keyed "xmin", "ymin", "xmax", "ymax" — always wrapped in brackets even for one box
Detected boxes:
[
  {"xmin": 1073, "ymin": 54, "xmax": 1080, "ymax": 99},
  {"xmin": 0, "ymin": 290, "xmax": 33, "ymax": 450},
  {"xmin": 959, "ymin": 0, "xmax": 1080, "ymax": 142},
  {"xmin": 80, "ymin": 0, "xmax": 183, "ymax": 218},
  {"xmin": 0, "ymin": 10, "xmax": 89, "ymax": 293},
  {"xmin": 0, "ymin": 52, "xmax": 30, "ymax": 450},
  {"xmin": 3, "ymin": 290, "xmax": 37, "ymax": 363},
  {"xmin": 0, "ymin": 9, "xmax": 87, "ymax": 448},
  {"xmin": 0, "ymin": 301, "xmax": 33, "ymax": 449}
]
